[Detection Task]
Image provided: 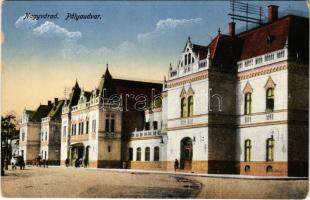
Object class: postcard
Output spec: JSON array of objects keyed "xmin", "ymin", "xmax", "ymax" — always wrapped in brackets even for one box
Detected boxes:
[{"xmin": 1, "ymin": 0, "xmax": 309, "ymax": 198}]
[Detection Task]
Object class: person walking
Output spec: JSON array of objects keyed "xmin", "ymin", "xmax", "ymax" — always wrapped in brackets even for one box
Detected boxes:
[
  {"xmin": 20, "ymin": 157, "xmax": 25, "ymax": 170},
  {"xmin": 65, "ymin": 158, "xmax": 69, "ymax": 167},
  {"xmin": 174, "ymin": 159, "xmax": 179, "ymax": 172}
]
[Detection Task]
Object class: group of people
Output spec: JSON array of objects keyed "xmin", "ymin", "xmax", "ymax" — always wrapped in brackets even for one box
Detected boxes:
[
  {"xmin": 10, "ymin": 156, "xmax": 25, "ymax": 170},
  {"xmin": 65, "ymin": 157, "xmax": 88, "ymax": 168},
  {"xmin": 32, "ymin": 156, "xmax": 49, "ymax": 168}
]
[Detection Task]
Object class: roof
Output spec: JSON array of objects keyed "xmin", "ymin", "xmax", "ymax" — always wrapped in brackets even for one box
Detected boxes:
[
  {"xmin": 31, "ymin": 104, "xmax": 53, "ymax": 122},
  {"xmin": 25, "ymin": 110, "xmax": 35, "ymax": 118},
  {"xmin": 67, "ymin": 80, "xmax": 81, "ymax": 107},
  {"xmin": 97, "ymin": 68, "xmax": 162, "ymax": 110},
  {"xmin": 237, "ymin": 15, "xmax": 308, "ymax": 61},
  {"xmin": 48, "ymin": 100, "xmax": 65, "ymax": 119},
  {"xmin": 192, "ymin": 44, "xmax": 209, "ymax": 60}
]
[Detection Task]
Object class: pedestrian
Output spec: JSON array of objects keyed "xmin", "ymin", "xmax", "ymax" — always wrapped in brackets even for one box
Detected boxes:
[
  {"xmin": 84, "ymin": 158, "xmax": 88, "ymax": 168},
  {"xmin": 174, "ymin": 158, "xmax": 179, "ymax": 172},
  {"xmin": 46, "ymin": 159, "xmax": 49, "ymax": 168},
  {"xmin": 43, "ymin": 159, "xmax": 46, "ymax": 168},
  {"xmin": 65, "ymin": 158, "xmax": 69, "ymax": 167},
  {"xmin": 20, "ymin": 157, "xmax": 25, "ymax": 170}
]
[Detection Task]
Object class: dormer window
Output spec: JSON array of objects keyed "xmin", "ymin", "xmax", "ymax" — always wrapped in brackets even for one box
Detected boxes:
[
  {"xmin": 188, "ymin": 53, "xmax": 191, "ymax": 64},
  {"xmin": 185, "ymin": 54, "xmax": 188, "ymax": 65},
  {"xmin": 266, "ymin": 34, "xmax": 273, "ymax": 45}
]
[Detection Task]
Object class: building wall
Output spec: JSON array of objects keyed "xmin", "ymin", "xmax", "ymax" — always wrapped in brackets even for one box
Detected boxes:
[{"xmin": 19, "ymin": 123, "xmax": 41, "ymax": 164}]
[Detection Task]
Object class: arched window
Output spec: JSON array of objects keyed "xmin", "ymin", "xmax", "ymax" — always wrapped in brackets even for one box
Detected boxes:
[
  {"xmin": 266, "ymin": 138, "xmax": 274, "ymax": 161},
  {"xmin": 136, "ymin": 147, "xmax": 141, "ymax": 161},
  {"xmin": 187, "ymin": 96, "xmax": 194, "ymax": 117},
  {"xmin": 185, "ymin": 54, "xmax": 188, "ymax": 65},
  {"xmin": 128, "ymin": 148, "xmax": 133, "ymax": 161},
  {"xmin": 266, "ymin": 88, "xmax": 274, "ymax": 111},
  {"xmin": 181, "ymin": 97, "xmax": 187, "ymax": 118},
  {"xmin": 188, "ymin": 53, "xmax": 191, "ymax": 64},
  {"xmin": 145, "ymin": 147, "xmax": 150, "ymax": 161},
  {"xmin": 244, "ymin": 93, "xmax": 252, "ymax": 115},
  {"xmin": 154, "ymin": 146, "xmax": 160, "ymax": 161},
  {"xmin": 244, "ymin": 139, "xmax": 251, "ymax": 162}
]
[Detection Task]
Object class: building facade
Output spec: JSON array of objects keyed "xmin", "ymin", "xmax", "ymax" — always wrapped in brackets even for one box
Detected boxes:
[
  {"xmin": 126, "ymin": 6, "xmax": 309, "ymax": 177},
  {"xmin": 19, "ymin": 5, "xmax": 308, "ymax": 177}
]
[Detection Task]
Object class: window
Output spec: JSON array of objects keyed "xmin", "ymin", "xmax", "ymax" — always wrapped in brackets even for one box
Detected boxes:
[
  {"xmin": 145, "ymin": 122, "xmax": 150, "ymax": 130},
  {"xmin": 72, "ymin": 124, "xmax": 77, "ymax": 135},
  {"xmin": 108, "ymin": 145, "xmax": 111, "ymax": 152},
  {"xmin": 244, "ymin": 139, "xmax": 251, "ymax": 162},
  {"xmin": 266, "ymin": 165, "xmax": 273, "ymax": 172},
  {"xmin": 188, "ymin": 53, "xmax": 191, "ymax": 64},
  {"xmin": 266, "ymin": 138, "xmax": 274, "ymax": 161},
  {"xmin": 145, "ymin": 147, "xmax": 150, "ymax": 161},
  {"xmin": 154, "ymin": 146, "xmax": 160, "ymax": 161},
  {"xmin": 192, "ymin": 57, "xmax": 194, "ymax": 63},
  {"xmin": 188, "ymin": 96, "xmax": 194, "ymax": 117},
  {"xmin": 185, "ymin": 54, "xmax": 188, "ymax": 65},
  {"xmin": 21, "ymin": 132, "xmax": 25, "ymax": 141},
  {"xmin": 244, "ymin": 93, "xmax": 252, "ymax": 115},
  {"xmin": 86, "ymin": 121, "xmax": 89, "ymax": 134},
  {"xmin": 63, "ymin": 126, "xmax": 66, "ymax": 137},
  {"xmin": 128, "ymin": 148, "xmax": 133, "ymax": 161},
  {"xmin": 245, "ymin": 165, "xmax": 250, "ymax": 172},
  {"xmin": 153, "ymin": 121, "xmax": 158, "ymax": 130},
  {"xmin": 181, "ymin": 97, "xmax": 187, "ymax": 118},
  {"xmin": 92, "ymin": 120, "xmax": 96, "ymax": 133},
  {"xmin": 105, "ymin": 114, "xmax": 115, "ymax": 132},
  {"xmin": 136, "ymin": 147, "xmax": 141, "ymax": 161},
  {"xmin": 45, "ymin": 132, "xmax": 47, "ymax": 141},
  {"xmin": 41, "ymin": 132, "xmax": 44, "ymax": 141},
  {"xmin": 111, "ymin": 118, "xmax": 115, "ymax": 132},
  {"xmin": 266, "ymin": 88, "xmax": 274, "ymax": 112},
  {"xmin": 105, "ymin": 118, "xmax": 109, "ymax": 132}
]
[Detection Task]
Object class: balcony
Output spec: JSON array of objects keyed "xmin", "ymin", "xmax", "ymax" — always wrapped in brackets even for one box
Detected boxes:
[
  {"xmin": 131, "ymin": 129, "xmax": 161, "ymax": 138},
  {"xmin": 237, "ymin": 48, "xmax": 287, "ymax": 72},
  {"xmin": 41, "ymin": 117, "xmax": 50, "ymax": 123}
]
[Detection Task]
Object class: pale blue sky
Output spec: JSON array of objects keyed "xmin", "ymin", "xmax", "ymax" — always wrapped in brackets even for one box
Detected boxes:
[{"xmin": 1, "ymin": 1, "xmax": 308, "ymax": 115}]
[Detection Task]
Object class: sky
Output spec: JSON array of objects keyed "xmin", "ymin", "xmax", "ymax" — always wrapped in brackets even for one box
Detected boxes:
[{"xmin": 1, "ymin": 1, "xmax": 308, "ymax": 117}]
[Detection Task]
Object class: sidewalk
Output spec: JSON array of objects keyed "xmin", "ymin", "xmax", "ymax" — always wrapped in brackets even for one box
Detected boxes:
[{"xmin": 49, "ymin": 165, "xmax": 308, "ymax": 180}]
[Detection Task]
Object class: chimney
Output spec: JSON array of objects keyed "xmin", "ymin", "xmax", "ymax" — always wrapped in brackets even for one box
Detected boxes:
[
  {"xmin": 268, "ymin": 5, "xmax": 279, "ymax": 22},
  {"xmin": 48, "ymin": 101, "xmax": 52, "ymax": 106},
  {"xmin": 54, "ymin": 98, "xmax": 58, "ymax": 104},
  {"xmin": 229, "ymin": 22, "xmax": 236, "ymax": 36}
]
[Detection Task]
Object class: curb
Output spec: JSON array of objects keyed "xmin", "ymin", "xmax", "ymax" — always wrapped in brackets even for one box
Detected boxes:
[{"xmin": 46, "ymin": 166, "xmax": 308, "ymax": 180}]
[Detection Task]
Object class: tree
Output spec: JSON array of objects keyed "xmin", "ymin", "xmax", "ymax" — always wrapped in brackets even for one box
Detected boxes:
[{"xmin": 1, "ymin": 114, "xmax": 17, "ymax": 175}]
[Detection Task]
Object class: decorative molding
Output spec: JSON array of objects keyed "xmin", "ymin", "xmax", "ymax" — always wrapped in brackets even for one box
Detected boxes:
[
  {"xmin": 180, "ymin": 86, "xmax": 186, "ymax": 97},
  {"xmin": 243, "ymin": 81, "xmax": 253, "ymax": 94},
  {"xmin": 264, "ymin": 76, "xmax": 276, "ymax": 89}
]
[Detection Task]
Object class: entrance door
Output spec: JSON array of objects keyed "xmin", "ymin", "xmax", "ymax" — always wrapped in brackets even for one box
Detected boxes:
[{"xmin": 180, "ymin": 137, "xmax": 193, "ymax": 170}]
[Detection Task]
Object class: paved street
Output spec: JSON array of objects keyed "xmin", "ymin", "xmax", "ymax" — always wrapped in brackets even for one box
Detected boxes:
[{"xmin": 1, "ymin": 166, "xmax": 308, "ymax": 198}]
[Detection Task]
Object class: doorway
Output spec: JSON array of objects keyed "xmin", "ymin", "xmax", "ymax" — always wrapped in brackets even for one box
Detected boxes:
[{"xmin": 180, "ymin": 137, "xmax": 193, "ymax": 170}]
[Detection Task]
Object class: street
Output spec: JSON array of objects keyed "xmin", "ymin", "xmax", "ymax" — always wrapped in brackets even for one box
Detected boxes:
[{"xmin": 1, "ymin": 166, "xmax": 308, "ymax": 198}]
